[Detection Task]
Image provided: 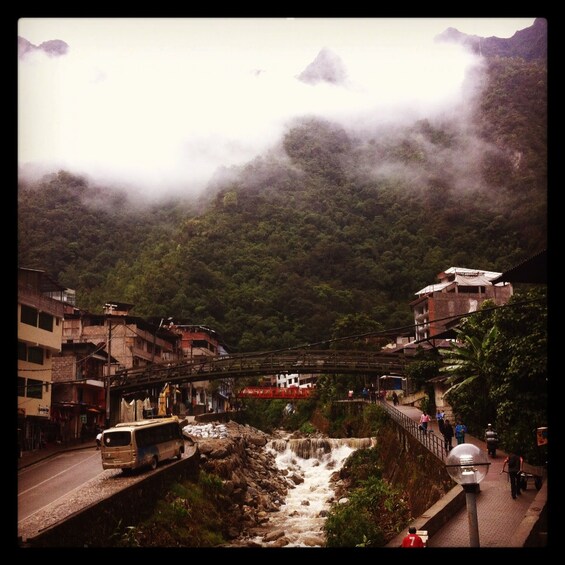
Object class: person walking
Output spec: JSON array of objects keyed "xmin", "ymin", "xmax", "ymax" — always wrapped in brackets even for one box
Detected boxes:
[
  {"xmin": 401, "ymin": 527, "xmax": 425, "ymax": 548},
  {"xmin": 442, "ymin": 419, "xmax": 454, "ymax": 452},
  {"xmin": 391, "ymin": 391, "xmax": 399, "ymax": 406},
  {"xmin": 502, "ymin": 452, "xmax": 524, "ymax": 499},
  {"xmin": 485, "ymin": 423, "xmax": 499, "ymax": 457},
  {"xmin": 418, "ymin": 411, "xmax": 431, "ymax": 434},
  {"xmin": 436, "ymin": 409, "xmax": 445, "ymax": 434},
  {"xmin": 455, "ymin": 421, "xmax": 467, "ymax": 444}
]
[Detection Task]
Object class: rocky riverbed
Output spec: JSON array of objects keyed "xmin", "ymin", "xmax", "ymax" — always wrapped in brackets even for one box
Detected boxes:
[{"xmin": 18, "ymin": 420, "xmax": 359, "ymax": 547}]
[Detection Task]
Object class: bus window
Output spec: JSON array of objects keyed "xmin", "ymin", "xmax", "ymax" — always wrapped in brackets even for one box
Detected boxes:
[{"xmin": 103, "ymin": 431, "xmax": 131, "ymax": 447}]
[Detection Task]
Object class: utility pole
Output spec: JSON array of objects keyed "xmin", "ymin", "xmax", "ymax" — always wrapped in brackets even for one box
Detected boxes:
[
  {"xmin": 106, "ymin": 321, "xmax": 112, "ymax": 428},
  {"xmin": 104, "ymin": 303, "xmax": 117, "ymax": 429}
]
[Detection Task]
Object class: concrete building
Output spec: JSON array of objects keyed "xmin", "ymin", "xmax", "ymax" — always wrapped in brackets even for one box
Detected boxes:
[
  {"xmin": 173, "ymin": 324, "xmax": 230, "ymax": 415},
  {"xmin": 410, "ymin": 267, "xmax": 513, "ymax": 342},
  {"xmin": 51, "ymin": 342, "xmax": 116, "ymax": 442},
  {"xmin": 61, "ymin": 303, "xmax": 182, "ymax": 426},
  {"xmin": 18, "ymin": 268, "xmax": 66, "ymax": 452}
]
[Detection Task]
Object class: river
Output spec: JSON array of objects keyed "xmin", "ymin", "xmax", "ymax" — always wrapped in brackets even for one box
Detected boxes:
[{"xmin": 239, "ymin": 433, "xmax": 376, "ymax": 548}]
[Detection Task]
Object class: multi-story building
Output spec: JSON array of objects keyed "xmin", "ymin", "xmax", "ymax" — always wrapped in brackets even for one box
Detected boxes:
[
  {"xmin": 173, "ymin": 324, "xmax": 229, "ymax": 414},
  {"xmin": 61, "ymin": 303, "xmax": 182, "ymax": 426},
  {"xmin": 408, "ymin": 266, "xmax": 514, "ymax": 418},
  {"xmin": 18, "ymin": 268, "xmax": 66, "ymax": 452},
  {"xmin": 51, "ymin": 342, "xmax": 116, "ymax": 442},
  {"xmin": 410, "ymin": 267, "xmax": 513, "ymax": 342}
]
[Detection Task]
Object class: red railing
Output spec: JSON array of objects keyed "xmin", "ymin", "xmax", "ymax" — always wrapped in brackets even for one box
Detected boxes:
[{"xmin": 236, "ymin": 386, "xmax": 314, "ymax": 399}]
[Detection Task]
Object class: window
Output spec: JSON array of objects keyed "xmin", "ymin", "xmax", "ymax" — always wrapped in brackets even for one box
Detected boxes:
[
  {"xmin": 18, "ymin": 341, "xmax": 27, "ymax": 361},
  {"xmin": 21, "ymin": 305, "xmax": 38, "ymax": 326},
  {"xmin": 27, "ymin": 347, "xmax": 44, "ymax": 365},
  {"xmin": 27, "ymin": 378, "xmax": 43, "ymax": 399},
  {"xmin": 18, "ymin": 377, "xmax": 26, "ymax": 397},
  {"xmin": 39, "ymin": 312, "xmax": 54, "ymax": 332}
]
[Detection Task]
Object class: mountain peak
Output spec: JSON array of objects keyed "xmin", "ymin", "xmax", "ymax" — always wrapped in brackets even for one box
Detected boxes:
[
  {"xmin": 297, "ymin": 47, "xmax": 348, "ymax": 86},
  {"xmin": 435, "ymin": 18, "xmax": 546, "ymax": 61},
  {"xmin": 19, "ymin": 36, "xmax": 69, "ymax": 59}
]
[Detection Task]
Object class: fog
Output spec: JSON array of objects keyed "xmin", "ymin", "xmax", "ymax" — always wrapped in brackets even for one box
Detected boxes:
[{"xmin": 18, "ymin": 18, "xmax": 535, "ymax": 198}]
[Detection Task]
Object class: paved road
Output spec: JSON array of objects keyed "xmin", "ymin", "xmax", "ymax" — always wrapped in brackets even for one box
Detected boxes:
[{"xmin": 18, "ymin": 448, "xmax": 104, "ymax": 522}]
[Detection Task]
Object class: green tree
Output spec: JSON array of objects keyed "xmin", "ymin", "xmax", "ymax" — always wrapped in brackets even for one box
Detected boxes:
[
  {"xmin": 439, "ymin": 288, "xmax": 547, "ymax": 463},
  {"xmin": 439, "ymin": 321, "xmax": 499, "ymax": 430}
]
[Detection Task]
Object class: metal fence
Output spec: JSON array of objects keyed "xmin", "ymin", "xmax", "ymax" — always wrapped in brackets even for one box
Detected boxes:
[{"xmin": 378, "ymin": 400, "xmax": 447, "ymax": 462}]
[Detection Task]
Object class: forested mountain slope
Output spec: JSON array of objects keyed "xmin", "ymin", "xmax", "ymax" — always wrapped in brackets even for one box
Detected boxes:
[{"xmin": 18, "ymin": 54, "xmax": 547, "ymax": 352}]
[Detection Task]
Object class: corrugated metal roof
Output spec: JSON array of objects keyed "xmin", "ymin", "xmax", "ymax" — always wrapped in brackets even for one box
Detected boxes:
[
  {"xmin": 415, "ymin": 281, "xmax": 451, "ymax": 295},
  {"xmin": 442, "ymin": 267, "xmax": 502, "ymax": 280}
]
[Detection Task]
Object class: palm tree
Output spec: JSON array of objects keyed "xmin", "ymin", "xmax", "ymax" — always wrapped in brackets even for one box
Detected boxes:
[{"xmin": 439, "ymin": 324, "xmax": 498, "ymax": 430}]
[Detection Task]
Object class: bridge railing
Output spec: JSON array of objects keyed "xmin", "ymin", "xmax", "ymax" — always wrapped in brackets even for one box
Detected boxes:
[
  {"xmin": 110, "ymin": 350, "xmax": 409, "ymax": 391},
  {"xmin": 378, "ymin": 400, "xmax": 446, "ymax": 462}
]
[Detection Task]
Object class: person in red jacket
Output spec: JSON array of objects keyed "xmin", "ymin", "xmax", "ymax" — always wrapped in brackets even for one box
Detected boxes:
[{"xmin": 401, "ymin": 527, "xmax": 425, "ymax": 547}]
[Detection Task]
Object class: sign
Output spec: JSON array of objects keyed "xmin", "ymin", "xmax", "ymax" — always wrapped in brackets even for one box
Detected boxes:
[
  {"xmin": 80, "ymin": 414, "xmax": 87, "ymax": 424},
  {"xmin": 38, "ymin": 405, "xmax": 49, "ymax": 416},
  {"xmin": 536, "ymin": 427, "xmax": 548, "ymax": 446}
]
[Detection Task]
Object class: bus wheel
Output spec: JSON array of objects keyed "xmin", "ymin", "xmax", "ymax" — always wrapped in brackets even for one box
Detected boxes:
[{"xmin": 150, "ymin": 456, "xmax": 158, "ymax": 470}]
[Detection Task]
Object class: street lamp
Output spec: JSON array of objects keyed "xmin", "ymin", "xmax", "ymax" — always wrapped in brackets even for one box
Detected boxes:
[{"xmin": 445, "ymin": 443, "xmax": 490, "ymax": 547}]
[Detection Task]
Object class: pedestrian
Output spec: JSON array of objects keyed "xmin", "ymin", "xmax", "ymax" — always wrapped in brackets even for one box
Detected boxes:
[
  {"xmin": 96, "ymin": 431, "xmax": 103, "ymax": 450},
  {"xmin": 436, "ymin": 409, "xmax": 445, "ymax": 434},
  {"xmin": 418, "ymin": 411, "xmax": 431, "ymax": 434},
  {"xmin": 391, "ymin": 391, "xmax": 399, "ymax": 406},
  {"xmin": 455, "ymin": 421, "xmax": 467, "ymax": 444},
  {"xmin": 401, "ymin": 526, "xmax": 425, "ymax": 548},
  {"xmin": 485, "ymin": 423, "xmax": 499, "ymax": 457},
  {"xmin": 502, "ymin": 452, "xmax": 524, "ymax": 499},
  {"xmin": 442, "ymin": 419, "xmax": 454, "ymax": 452}
]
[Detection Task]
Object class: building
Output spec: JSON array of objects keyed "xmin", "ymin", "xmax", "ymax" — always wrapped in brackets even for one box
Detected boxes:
[
  {"xmin": 61, "ymin": 303, "xmax": 182, "ymax": 425},
  {"xmin": 51, "ymin": 342, "xmax": 117, "ymax": 442},
  {"xmin": 399, "ymin": 266, "xmax": 514, "ymax": 417},
  {"xmin": 410, "ymin": 267, "xmax": 513, "ymax": 342},
  {"xmin": 18, "ymin": 268, "xmax": 66, "ymax": 452},
  {"xmin": 173, "ymin": 324, "xmax": 230, "ymax": 414},
  {"xmin": 275, "ymin": 373, "xmax": 317, "ymax": 388}
]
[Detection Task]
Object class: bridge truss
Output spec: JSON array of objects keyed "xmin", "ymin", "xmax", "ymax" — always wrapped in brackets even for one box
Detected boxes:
[{"xmin": 110, "ymin": 349, "xmax": 409, "ymax": 393}]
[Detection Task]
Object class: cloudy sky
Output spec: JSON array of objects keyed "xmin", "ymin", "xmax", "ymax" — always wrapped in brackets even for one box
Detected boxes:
[{"xmin": 18, "ymin": 18, "xmax": 536, "ymax": 197}]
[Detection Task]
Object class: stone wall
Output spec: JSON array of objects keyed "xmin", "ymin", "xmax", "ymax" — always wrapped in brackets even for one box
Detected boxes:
[
  {"xmin": 25, "ymin": 449, "xmax": 200, "ymax": 547},
  {"xmin": 376, "ymin": 419, "xmax": 454, "ymax": 518}
]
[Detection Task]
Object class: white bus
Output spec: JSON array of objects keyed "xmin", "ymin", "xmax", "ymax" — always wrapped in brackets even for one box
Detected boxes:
[{"xmin": 100, "ymin": 416, "xmax": 185, "ymax": 472}]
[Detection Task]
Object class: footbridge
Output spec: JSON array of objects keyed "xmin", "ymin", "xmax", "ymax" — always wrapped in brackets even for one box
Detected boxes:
[{"xmin": 110, "ymin": 349, "xmax": 408, "ymax": 394}]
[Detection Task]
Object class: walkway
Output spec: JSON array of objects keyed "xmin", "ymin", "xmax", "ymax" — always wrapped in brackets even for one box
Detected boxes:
[{"xmin": 390, "ymin": 403, "xmax": 547, "ymax": 548}]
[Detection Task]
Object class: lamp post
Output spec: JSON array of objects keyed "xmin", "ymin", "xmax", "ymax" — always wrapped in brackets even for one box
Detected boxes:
[{"xmin": 445, "ymin": 443, "xmax": 490, "ymax": 547}]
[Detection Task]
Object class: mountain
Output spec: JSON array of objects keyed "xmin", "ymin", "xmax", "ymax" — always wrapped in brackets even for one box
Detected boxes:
[
  {"xmin": 18, "ymin": 38, "xmax": 547, "ymax": 352},
  {"xmin": 435, "ymin": 17, "xmax": 547, "ymax": 61},
  {"xmin": 18, "ymin": 36, "xmax": 69, "ymax": 59},
  {"xmin": 297, "ymin": 47, "xmax": 349, "ymax": 86}
]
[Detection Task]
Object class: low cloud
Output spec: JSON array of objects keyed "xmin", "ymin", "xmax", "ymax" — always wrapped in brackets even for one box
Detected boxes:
[{"xmin": 17, "ymin": 18, "xmax": 534, "ymax": 199}]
